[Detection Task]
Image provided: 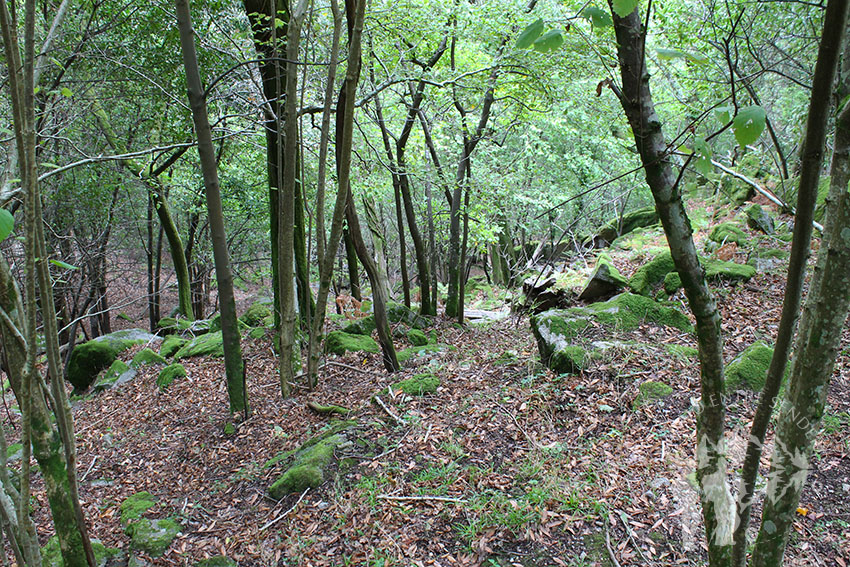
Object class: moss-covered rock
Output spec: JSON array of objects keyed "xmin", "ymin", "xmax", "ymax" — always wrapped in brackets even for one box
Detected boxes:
[
  {"xmin": 120, "ymin": 492, "xmax": 156, "ymax": 525},
  {"xmin": 709, "ymin": 222, "xmax": 749, "ymax": 246},
  {"xmin": 579, "ymin": 254, "xmax": 629, "ymax": 301},
  {"xmin": 174, "ymin": 331, "xmax": 224, "ymax": 359},
  {"xmin": 342, "ymin": 315, "xmax": 376, "ymax": 336},
  {"xmin": 324, "ymin": 330, "xmax": 379, "ymax": 355},
  {"xmin": 268, "ymin": 424, "xmax": 355, "ymax": 498},
  {"xmin": 663, "ymin": 258, "xmax": 755, "ymax": 294},
  {"xmin": 159, "ymin": 335, "xmax": 187, "ymax": 359},
  {"xmin": 157, "ymin": 363, "xmax": 187, "ymax": 390},
  {"xmin": 407, "ymin": 328, "xmax": 428, "ymax": 346},
  {"xmin": 195, "ymin": 556, "xmax": 238, "ymax": 567},
  {"xmin": 91, "ymin": 359, "xmax": 135, "ymax": 394},
  {"xmin": 209, "ymin": 313, "xmax": 249, "ymax": 333},
  {"xmin": 41, "ymin": 536, "xmax": 119, "ymax": 567},
  {"xmin": 128, "ymin": 518, "xmax": 181, "ymax": 558},
  {"xmin": 720, "ymin": 176, "xmax": 755, "ymax": 205},
  {"xmin": 131, "ymin": 348, "xmax": 167, "ymax": 368},
  {"xmin": 596, "ymin": 206, "xmax": 660, "ymax": 243},
  {"xmin": 725, "ymin": 341, "xmax": 775, "ymax": 391},
  {"xmin": 630, "ymin": 250, "xmax": 676, "ymax": 296},
  {"xmin": 392, "ymin": 373, "xmax": 440, "ymax": 395},
  {"xmin": 270, "ymin": 464, "xmax": 324, "ymax": 496},
  {"xmin": 386, "ymin": 302, "xmax": 430, "ymax": 329},
  {"xmin": 747, "ymin": 248, "xmax": 789, "ymax": 272},
  {"xmin": 156, "ymin": 317, "xmax": 195, "ymax": 334},
  {"xmin": 633, "ymin": 381, "xmax": 674, "ymax": 409},
  {"xmin": 239, "ymin": 300, "xmax": 272, "ymax": 327},
  {"xmin": 67, "ymin": 329, "xmax": 156, "ymax": 392},
  {"xmin": 247, "ymin": 327, "xmax": 265, "ymax": 340},
  {"xmin": 745, "ymin": 204, "xmax": 775, "ymax": 234},
  {"xmin": 396, "ymin": 343, "xmax": 455, "ymax": 364}
]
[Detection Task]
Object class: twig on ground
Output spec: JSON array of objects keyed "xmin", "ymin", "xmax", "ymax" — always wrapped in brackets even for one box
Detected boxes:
[
  {"xmin": 260, "ymin": 488, "xmax": 310, "ymax": 531},
  {"xmin": 495, "ymin": 401, "xmax": 543, "ymax": 450},
  {"xmin": 372, "ymin": 395, "xmax": 404, "ymax": 425},
  {"xmin": 80, "ymin": 455, "xmax": 98, "ymax": 482},
  {"xmin": 604, "ymin": 523, "xmax": 623, "ymax": 567},
  {"xmin": 324, "ymin": 361, "xmax": 385, "ymax": 377}
]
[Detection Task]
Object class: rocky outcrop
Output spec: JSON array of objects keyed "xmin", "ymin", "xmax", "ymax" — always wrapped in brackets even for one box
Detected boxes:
[{"xmin": 67, "ymin": 329, "xmax": 159, "ymax": 392}]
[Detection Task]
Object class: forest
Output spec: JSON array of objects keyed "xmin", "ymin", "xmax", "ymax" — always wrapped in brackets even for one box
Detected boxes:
[{"xmin": 0, "ymin": 0, "xmax": 849, "ymax": 565}]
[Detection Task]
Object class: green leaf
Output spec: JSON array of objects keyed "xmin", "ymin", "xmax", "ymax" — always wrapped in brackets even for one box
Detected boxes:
[
  {"xmin": 694, "ymin": 138, "xmax": 713, "ymax": 176},
  {"xmin": 715, "ymin": 106, "xmax": 733, "ymax": 125},
  {"xmin": 657, "ymin": 48, "xmax": 686, "ymax": 60},
  {"xmin": 612, "ymin": 0, "xmax": 639, "ymax": 17},
  {"xmin": 516, "ymin": 18, "xmax": 544, "ymax": 49},
  {"xmin": 0, "ymin": 210, "xmax": 12, "ymax": 242},
  {"xmin": 582, "ymin": 6, "xmax": 612, "ymax": 28},
  {"xmin": 733, "ymin": 105, "xmax": 767, "ymax": 148},
  {"xmin": 49, "ymin": 259, "xmax": 78, "ymax": 270},
  {"xmin": 60, "ymin": 87, "xmax": 73, "ymax": 97},
  {"xmin": 532, "ymin": 30, "xmax": 564, "ymax": 53}
]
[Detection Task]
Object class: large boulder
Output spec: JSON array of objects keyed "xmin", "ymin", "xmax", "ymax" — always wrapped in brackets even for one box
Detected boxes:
[
  {"xmin": 593, "ymin": 206, "xmax": 659, "ymax": 246},
  {"xmin": 67, "ymin": 329, "xmax": 159, "ymax": 392},
  {"xmin": 324, "ymin": 331, "xmax": 379, "ymax": 355},
  {"xmin": 725, "ymin": 341, "xmax": 776, "ymax": 391},
  {"xmin": 745, "ymin": 204, "xmax": 774, "ymax": 234},
  {"xmin": 174, "ymin": 331, "xmax": 224, "ymax": 359},
  {"xmin": 630, "ymin": 251, "xmax": 677, "ymax": 296},
  {"xmin": 578, "ymin": 254, "xmax": 629, "ymax": 301},
  {"xmin": 342, "ymin": 315, "xmax": 376, "ymax": 336}
]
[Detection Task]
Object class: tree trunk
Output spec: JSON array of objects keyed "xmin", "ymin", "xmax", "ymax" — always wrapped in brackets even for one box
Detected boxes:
[
  {"xmin": 175, "ymin": 0, "xmax": 246, "ymax": 414},
  {"xmin": 343, "ymin": 228, "xmax": 361, "ymax": 299}
]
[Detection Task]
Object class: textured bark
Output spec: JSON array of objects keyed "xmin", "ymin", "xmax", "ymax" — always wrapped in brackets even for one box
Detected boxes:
[
  {"xmin": 343, "ymin": 229, "xmax": 361, "ymax": 299},
  {"xmin": 732, "ymin": 3, "xmax": 849, "ymax": 564},
  {"xmin": 176, "ymin": 0, "xmax": 246, "ymax": 414},
  {"xmin": 610, "ymin": 6, "xmax": 732, "ymax": 564}
]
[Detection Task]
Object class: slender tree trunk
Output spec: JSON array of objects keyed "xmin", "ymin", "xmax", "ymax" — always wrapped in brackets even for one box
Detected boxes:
[
  {"xmin": 394, "ymin": 183, "xmax": 411, "ymax": 307},
  {"xmin": 176, "ymin": 0, "xmax": 246, "ymax": 414},
  {"xmin": 609, "ymin": 5, "xmax": 732, "ymax": 564},
  {"xmin": 343, "ymin": 228, "xmax": 361, "ymax": 299},
  {"xmin": 294, "ymin": 149, "xmax": 314, "ymax": 324},
  {"xmin": 457, "ymin": 171, "xmax": 471, "ymax": 324}
]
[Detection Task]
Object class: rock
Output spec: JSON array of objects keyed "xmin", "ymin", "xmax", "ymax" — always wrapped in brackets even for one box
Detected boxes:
[
  {"xmin": 324, "ymin": 331, "xmax": 379, "ymax": 355},
  {"xmin": 66, "ymin": 329, "xmax": 158, "ymax": 392},
  {"xmin": 159, "ymin": 335, "xmax": 187, "ymax": 358},
  {"xmin": 396, "ymin": 343, "xmax": 455, "ymax": 364},
  {"xmin": 268, "ymin": 423, "xmax": 356, "ymax": 498},
  {"xmin": 407, "ymin": 329, "xmax": 428, "ymax": 346},
  {"xmin": 174, "ymin": 331, "xmax": 224, "ymax": 359},
  {"xmin": 629, "ymin": 250, "xmax": 676, "ymax": 296},
  {"xmin": 156, "ymin": 317, "xmax": 195, "ymax": 334},
  {"xmin": 386, "ymin": 302, "xmax": 430, "ymax": 329},
  {"xmin": 157, "ymin": 364, "xmax": 187, "ymax": 390},
  {"xmin": 531, "ymin": 293, "xmax": 691, "ymax": 375},
  {"xmin": 239, "ymin": 300, "xmax": 272, "ymax": 327},
  {"xmin": 663, "ymin": 258, "xmax": 756, "ymax": 294},
  {"xmin": 578, "ymin": 254, "xmax": 629, "ymax": 301},
  {"xmin": 128, "ymin": 518, "xmax": 181, "ymax": 558},
  {"xmin": 131, "ymin": 348, "xmax": 166, "ymax": 368},
  {"xmin": 120, "ymin": 492, "xmax": 156, "ymax": 525},
  {"xmin": 209, "ymin": 314, "xmax": 249, "ymax": 333},
  {"xmin": 725, "ymin": 341, "xmax": 777, "ymax": 391},
  {"xmin": 342, "ymin": 315, "xmax": 376, "ymax": 336},
  {"xmin": 247, "ymin": 327, "xmax": 265, "ymax": 339},
  {"xmin": 390, "ymin": 373, "xmax": 440, "ymax": 396},
  {"xmin": 721, "ymin": 176, "xmax": 754, "ymax": 205},
  {"xmin": 745, "ymin": 204, "xmax": 775, "ymax": 234},
  {"xmin": 41, "ymin": 536, "xmax": 120, "ymax": 567},
  {"xmin": 594, "ymin": 206, "xmax": 660, "ymax": 245},
  {"xmin": 522, "ymin": 274, "xmax": 568, "ymax": 313},
  {"xmin": 633, "ymin": 381, "xmax": 674, "ymax": 409},
  {"xmin": 747, "ymin": 248, "xmax": 789, "ymax": 272},
  {"xmin": 709, "ymin": 222, "xmax": 749, "ymax": 246},
  {"xmin": 92, "ymin": 360, "xmax": 136, "ymax": 394},
  {"xmin": 195, "ymin": 556, "xmax": 238, "ymax": 567}
]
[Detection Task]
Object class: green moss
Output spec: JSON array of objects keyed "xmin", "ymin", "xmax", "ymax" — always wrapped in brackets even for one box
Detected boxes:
[
  {"xmin": 209, "ymin": 313, "xmax": 249, "ymax": 333},
  {"xmin": 585, "ymin": 293, "xmax": 691, "ymax": 332},
  {"xmin": 264, "ymin": 421, "xmax": 357, "ymax": 469},
  {"xmin": 157, "ymin": 317, "xmax": 194, "ymax": 333},
  {"xmin": 223, "ymin": 422, "xmax": 236, "ymax": 436},
  {"xmin": 666, "ymin": 344, "xmax": 699, "ymax": 361},
  {"xmin": 268, "ymin": 427, "xmax": 353, "ymax": 498},
  {"xmin": 597, "ymin": 206, "xmax": 659, "ymax": 242},
  {"xmin": 663, "ymin": 271, "xmax": 682, "ymax": 294},
  {"xmin": 120, "ymin": 491, "xmax": 156, "ymax": 525},
  {"xmin": 269, "ymin": 465, "xmax": 324, "ymax": 497},
  {"xmin": 240, "ymin": 301, "xmax": 272, "ymax": 327},
  {"xmin": 633, "ymin": 381, "xmax": 674, "ymax": 409},
  {"xmin": 195, "ymin": 556, "xmax": 238, "ymax": 567},
  {"xmin": 117, "ymin": 312, "xmax": 134, "ymax": 322},
  {"xmin": 407, "ymin": 328, "xmax": 428, "ymax": 346},
  {"xmin": 42, "ymin": 536, "xmax": 119, "ymax": 567},
  {"xmin": 174, "ymin": 331, "xmax": 224, "ymax": 359},
  {"xmin": 248, "ymin": 327, "xmax": 265, "ymax": 339},
  {"xmin": 392, "ymin": 373, "xmax": 440, "ymax": 395},
  {"xmin": 128, "ymin": 517, "xmax": 181, "ymax": 557},
  {"xmin": 550, "ymin": 345, "xmax": 588, "ymax": 374},
  {"xmin": 725, "ymin": 341, "xmax": 775, "ymax": 391},
  {"xmin": 663, "ymin": 258, "xmax": 755, "ymax": 294},
  {"xmin": 342, "ymin": 315, "xmax": 376, "ymax": 336},
  {"xmin": 324, "ymin": 330, "xmax": 379, "ymax": 355},
  {"xmin": 583, "ymin": 533, "xmax": 616, "ymax": 567},
  {"xmin": 396, "ymin": 343, "xmax": 455, "ymax": 364},
  {"xmin": 131, "ymin": 348, "xmax": 167, "ymax": 368},
  {"xmin": 67, "ymin": 330, "xmax": 150, "ymax": 392},
  {"xmin": 630, "ymin": 250, "xmax": 676, "ymax": 296},
  {"xmin": 709, "ymin": 222, "xmax": 749, "ymax": 246},
  {"xmin": 386, "ymin": 302, "xmax": 430, "ymax": 329},
  {"xmin": 745, "ymin": 204, "xmax": 775, "ymax": 234},
  {"xmin": 159, "ymin": 335, "xmax": 187, "ymax": 358},
  {"xmin": 157, "ymin": 363, "xmax": 187, "ymax": 390}
]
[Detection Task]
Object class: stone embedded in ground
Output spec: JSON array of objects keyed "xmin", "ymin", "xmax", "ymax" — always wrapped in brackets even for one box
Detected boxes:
[
  {"xmin": 386, "ymin": 302, "xmax": 431, "ymax": 329},
  {"xmin": 725, "ymin": 341, "xmax": 778, "ymax": 391},
  {"xmin": 709, "ymin": 222, "xmax": 749, "ymax": 246},
  {"xmin": 593, "ymin": 206, "xmax": 660, "ymax": 246},
  {"xmin": 159, "ymin": 335, "xmax": 187, "ymax": 358},
  {"xmin": 195, "ymin": 556, "xmax": 238, "ymax": 567},
  {"xmin": 323, "ymin": 330, "xmax": 379, "ymax": 355},
  {"xmin": 407, "ymin": 328, "xmax": 428, "ymax": 346},
  {"xmin": 157, "ymin": 363, "xmax": 187, "ymax": 390},
  {"xmin": 342, "ymin": 315, "xmax": 376, "ymax": 336},
  {"xmin": 120, "ymin": 492, "xmax": 156, "ymax": 525},
  {"xmin": 578, "ymin": 254, "xmax": 629, "ymax": 302},
  {"xmin": 629, "ymin": 250, "xmax": 676, "ymax": 296},
  {"xmin": 127, "ymin": 518, "xmax": 181, "ymax": 558},
  {"xmin": 67, "ymin": 329, "xmax": 159, "ymax": 392},
  {"xmin": 745, "ymin": 203, "xmax": 775, "ymax": 234},
  {"xmin": 174, "ymin": 331, "xmax": 225, "ymax": 359},
  {"xmin": 131, "ymin": 348, "xmax": 167, "ymax": 368},
  {"xmin": 391, "ymin": 373, "xmax": 440, "ymax": 396},
  {"xmin": 633, "ymin": 381, "xmax": 674, "ymax": 409},
  {"xmin": 239, "ymin": 299, "xmax": 272, "ymax": 327}
]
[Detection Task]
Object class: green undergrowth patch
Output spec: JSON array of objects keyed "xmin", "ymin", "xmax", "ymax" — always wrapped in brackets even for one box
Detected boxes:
[{"xmin": 397, "ymin": 343, "xmax": 456, "ymax": 364}]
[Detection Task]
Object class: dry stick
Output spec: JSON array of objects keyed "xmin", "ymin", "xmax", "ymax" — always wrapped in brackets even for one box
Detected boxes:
[
  {"xmin": 80, "ymin": 456, "xmax": 98, "ymax": 482},
  {"xmin": 377, "ymin": 495, "xmax": 466, "ymax": 504},
  {"xmin": 260, "ymin": 488, "xmax": 310, "ymax": 532},
  {"xmin": 604, "ymin": 523, "xmax": 623, "ymax": 567},
  {"xmin": 372, "ymin": 395, "xmax": 404, "ymax": 426},
  {"xmin": 323, "ymin": 360, "xmax": 384, "ymax": 377},
  {"xmin": 495, "ymin": 401, "xmax": 543, "ymax": 450}
]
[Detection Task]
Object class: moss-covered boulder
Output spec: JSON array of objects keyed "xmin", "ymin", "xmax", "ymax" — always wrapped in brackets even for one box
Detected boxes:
[
  {"xmin": 92, "ymin": 359, "xmax": 136, "ymax": 394},
  {"xmin": 159, "ymin": 335, "xmax": 187, "ymax": 359},
  {"xmin": 630, "ymin": 250, "xmax": 676, "ymax": 296},
  {"xmin": 268, "ymin": 422, "xmax": 355, "ymax": 498},
  {"xmin": 195, "ymin": 556, "xmax": 238, "ymax": 567},
  {"xmin": 579, "ymin": 254, "xmax": 629, "ymax": 301},
  {"xmin": 709, "ymin": 222, "xmax": 749, "ymax": 246},
  {"xmin": 596, "ymin": 206, "xmax": 659, "ymax": 243},
  {"xmin": 725, "ymin": 341, "xmax": 775, "ymax": 391},
  {"xmin": 324, "ymin": 330, "xmax": 379, "ymax": 355},
  {"xmin": 128, "ymin": 518, "xmax": 181, "ymax": 558},
  {"xmin": 663, "ymin": 258, "xmax": 756, "ymax": 294},
  {"xmin": 131, "ymin": 348, "xmax": 167, "ymax": 368},
  {"xmin": 745, "ymin": 204, "xmax": 774, "ymax": 234},
  {"xmin": 174, "ymin": 331, "xmax": 224, "ymax": 359},
  {"xmin": 41, "ymin": 536, "xmax": 119, "ymax": 567},
  {"xmin": 633, "ymin": 381, "xmax": 674, "ymax": 409},
  {"xmin": 531, "ymin": 293, "xmax": 691, "ymax": 375},
  {"xmin": 157, "ymin": 364, "xmax": 187, "ymax": 390},
  {"xmin": 156, "ymin": 317, "xmax": 195, "ymax": 334},
  {"xmin": 407, "ymin": 328, "xmax": 428, "ymax": 346},
  {"xmin": 342, "ymin": 315, "xmax": 376, "ymax": 336},
  {"xmin": 391, "ymin": 373, "xmax": 440, "ymax": 395},
  {"xmin": 386, "ymin": 302, "xmax": 430, "ymax": 329},
  {"xmin": 239, "ymin": 300, "xmax": 272, "ymax": 327},
  {"xmin": 67, "ymin": 329, "xmax": 157, "ymax": 392},
  {"xmin": 120, "ymin": 492, "xmax": 156, "ymax": 525},
  {"xmin": 720, "ymin": 176, "xmax": 755, "ymax": 205}
]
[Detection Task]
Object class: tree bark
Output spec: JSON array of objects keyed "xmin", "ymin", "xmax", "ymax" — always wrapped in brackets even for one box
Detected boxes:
[{"xmin": 176, "ymin": 0, "xmax": 246, "ymax": 414}]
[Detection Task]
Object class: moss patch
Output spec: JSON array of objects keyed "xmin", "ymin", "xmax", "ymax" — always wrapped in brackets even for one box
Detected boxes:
[
  {"xmin": 195, "ymin": 556, "xmax": 238, "ymax": 567},
  {"xmin": 67, "ymin": 329, "xmax": 154, "ymax": 392},
  {"xmin": 174, "ymin": 331, "xmax": 224, "ymax": 359},
  {"xmin": 663, "ymin": 259, "xmax": 755, "ymax": 294},
  {"xmin": 159, "ymin": 335, "xmax": 187, "ymax": 358},
  {"xmin": 392, "ymin": 373, "xmax": 440, "ymax": 395},
  {"xmin": 342, "ymin": 315, "xmax": 376, "ymax": 336},
  {"xmin": 630, "ymin": 250, "xmax": 676, "ymax": 296},
  {"xmin": 725, "ymin": 341, "xmax": 775, "ymax": 391},
  {"xmin": 407, "ymin": 329, "xmax": 428, "ymax": 346},
  {"xmin": 745, "ymin": 204, "xmax": 774, "ymax": 234},
  {"xmin": 633, "ymin": 381, "xmax": 674, "ymax": 409},
  {"xmin": 157, "ymin": 316, "xmax": 195, "ymax": 334},
  {"xmin": 120, "ymin": 491, "xmax": 156, "ymax": 525},
  {"xmin": 386, "ymin": 302, "xmax": 430, "ymax": 329},
  {"xmin": 131, "ymin": 348, "xmax": 167, "ymax": 368},
  {"xmin": 666, "ymin": 344, "xmax": 699, "ymax": 361},
  {"xmin": 41, "ymin": 536, "xmax": 119, "ymax": 567},
  {"xmin": 397, "ymin": 343, "xmax": 455, "ymax": 364},
  {"xmin": 239, "ymin": 300, "xmax": 272, "ymax": 327},
  {"xmin": 324, "ymin": 330, "xmax": 379, "ymax": 355},
  {"xmin": 709, "ymin": 222, "xmax": 749, "ymax": 246},
  {"xmin": 128, "ymin": 517, "xmax": 181, "ymax": 557},
  {"xmin": 268, "ymin": 423, "xmax": 355, "ymax": 498},
  {"xmin": 596, "ymin": 206, "xmax": 659, "ymax": 242},
  {"xmin": 157, "ymin": 363, "xmax": 187, "ymax": 390}
]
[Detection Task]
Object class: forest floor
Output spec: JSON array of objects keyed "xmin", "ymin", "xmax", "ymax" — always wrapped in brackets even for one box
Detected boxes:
[{"xmin": 18, "ymin": 213, "xmax": 850, "ymax": 567}]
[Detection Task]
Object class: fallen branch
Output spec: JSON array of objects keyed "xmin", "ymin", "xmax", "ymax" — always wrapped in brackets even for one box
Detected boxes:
[
  {"xmin": 306, "ymin": 401, "xmax": 350, "ymax": 415},
  {"xmin": 324, "ymin": 360, "xmax": 385, "ymax": 377},
  {"xmin": 260, "ymin": 488, "xmax": 310, "ymax": 531},
  {"xmin": 372, "ymin": 395, "xmax": 404, "ymax": 426},
  {"xmin": 377, "ymin": 495, "xmax": 466, "ymax": 504},
  {"xmin": 604, "ymin": 523, "xmax": 623, "ymax": 567}
]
